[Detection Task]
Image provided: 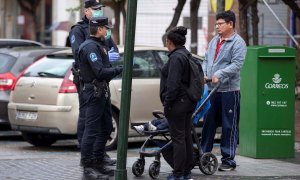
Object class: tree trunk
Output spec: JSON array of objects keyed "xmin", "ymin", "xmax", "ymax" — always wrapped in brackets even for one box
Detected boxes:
[
  {"xmin": 239, "ymin": 0, "xmax": 249, "ymax": 45},
  {"xmin": 162, "ymin": 0, "xmax": 186, "ymax": 46},
  {"xmin": 120, "ymin": 0, "xmax": 127, "ymax": 43},
  {"xmin": 17, "ymin": 0, "xmax": 41, "ymax": 41},
  {"xmin": 190, "ymin": 0, "xmax": 201, "ymax": 54},
  {"xmin": 80, "ymin": 0, "xmax": 84, "ymax": 18},
  {"xmin": 282, "ymin": 0, "xmax": 300, "ymax": 20},
  {"xmin": 217, "ymin": 0, "xmax": 225, "ymax": 13},
  {"xmin": 121, "ymin": 0, "xmax": 127, "ymax": 22},
  {"xmin": 251, "ymin": 0, "xmax": 259, "ymax": 45},
  {"xmin": 104, "ymin": 0, "xmax": 126, "ymax": 45},
  {"xmin": 113, "ymin": 1, "xmax": 121, "ymax": 44}
]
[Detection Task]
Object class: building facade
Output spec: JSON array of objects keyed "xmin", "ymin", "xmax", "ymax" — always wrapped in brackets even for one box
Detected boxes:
[{"xmin": 0, "ymin": 0, "xmax": 297, "ymax": 53}]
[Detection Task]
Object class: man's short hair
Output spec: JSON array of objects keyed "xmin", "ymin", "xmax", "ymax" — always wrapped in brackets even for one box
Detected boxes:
[
  {"xmin": 90, "ymin": 26, "xmax": 98, "ymax": 35},
  {"xmin": 216, "ymin": 10, "xmax": 236, "ymax": 28}
]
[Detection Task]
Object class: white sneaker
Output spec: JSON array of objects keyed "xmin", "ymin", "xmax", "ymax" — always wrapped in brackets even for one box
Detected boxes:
[
  {"xmin": 133, "ymin": 125, "xmax": 145, "ymax": 135},
  {"xmin": 148, "ymin": 122, "xmax": 157, "ymax": 131}
]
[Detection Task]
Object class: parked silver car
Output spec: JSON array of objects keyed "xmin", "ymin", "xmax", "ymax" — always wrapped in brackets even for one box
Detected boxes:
[
  {"xmin": 8, "ymin": 46, "xmax": 203, "ymax": 149},
  {"xmin": 0, "ymin": 46, "xmax": 63, "ymax": 127}
]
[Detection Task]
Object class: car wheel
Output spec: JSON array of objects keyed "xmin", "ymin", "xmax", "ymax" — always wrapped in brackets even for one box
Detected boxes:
[
  {"xmin": 21, "ymin": 132, "xmax": 57, "ymax": 147},
  {"xmin": 105, "ymin": 111, "xmax": 118, "ymax": 150}
]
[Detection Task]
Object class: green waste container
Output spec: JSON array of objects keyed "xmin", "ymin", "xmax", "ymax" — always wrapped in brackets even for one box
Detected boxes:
[{"xmin": 240, "ymin": 46, "xmax": 295, "ymax": 158}]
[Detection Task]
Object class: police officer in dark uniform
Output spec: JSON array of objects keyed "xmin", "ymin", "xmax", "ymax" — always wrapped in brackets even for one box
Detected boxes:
[
  {"xmin": 70, "ymin": 0, "xmax": 119, "ymax": 60},
  {"xmin": 69, "ymin": 0, "xmax": 119, "ymax": 166},
  {"xmin": 78, "ymin": 16, "xmax": 123, "ymax": 179}
]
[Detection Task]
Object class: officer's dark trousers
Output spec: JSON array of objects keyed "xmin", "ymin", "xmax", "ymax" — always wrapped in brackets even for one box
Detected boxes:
[
  {"xmin": 76, "ymin": 85, "xmax": 86, "ymax": 148},
  {"xmin": 164, "ymin": 97, "xmax": 196, "ymax": 177},
  {"xmin": 201, "ymin": 91, "xmax": 240, "ymax": 167},
  {"xmin": 81, "ymin": 86, "xmax": 113, "ymax": 160}
]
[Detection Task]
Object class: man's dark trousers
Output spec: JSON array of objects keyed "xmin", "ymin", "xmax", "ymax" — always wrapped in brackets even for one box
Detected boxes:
[{"xmin": 201, "ymin": 91, "xmax": 240, "ymax": 167}]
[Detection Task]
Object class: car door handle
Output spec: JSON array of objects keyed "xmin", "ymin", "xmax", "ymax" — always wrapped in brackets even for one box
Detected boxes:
[{"xmin": 28, "ymin": 94, "xmax": 35, "ymax": 100}]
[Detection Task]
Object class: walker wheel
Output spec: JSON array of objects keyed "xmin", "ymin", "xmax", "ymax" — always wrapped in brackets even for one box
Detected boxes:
[
  {"xmin": 148, "ymin": 161, "xmax": 160, "ymax": 179},
  {"xmin": 199, "ymin": 152, "xmax": 218, "ymax": 175},
  {"xmin": 132, "ymin": 159, "xmax": 145, "ymax": 177}
]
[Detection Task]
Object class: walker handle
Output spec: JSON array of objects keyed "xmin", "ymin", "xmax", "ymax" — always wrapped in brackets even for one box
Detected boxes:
[
  {"xmin": 205, "ymin": 79, "xmax": 221, "ymax": 89},
  {"xmin": 152, "ymin": 110, "xmax": 165, "ymax": 119},
  {"xmin": 205, "ymin": 79, "xmax": 212, "ymax": 83}
]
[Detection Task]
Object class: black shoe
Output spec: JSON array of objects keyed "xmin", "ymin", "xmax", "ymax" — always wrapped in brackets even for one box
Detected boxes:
[
  {"xmin": 93, "ymin": 158, "xmax": 115, "ymax": 176},
  {"xmin": 81, "ymin": 159, "xmax": 109, "ymax": 180},
  {"xmin": 218, "ymin": 163, "xmax": 236, "ymax": 171},
  {"xmin": 103, "ymin": 152, "xmax": 117, "ymax": 166},
  {"xmin": 183, "ymin": 172, "xmax": 193, "ymax": 180},
  {"xmin": 167, "ymin": 174, "xmax": 184, "ymax": 180},
  {"xmin": 94, "ymin": 165, "xmax": 114, "ymax": 176},
  {"xmin": 82, "ymin": 167, "xmax": 109, "ymax": 180},
  {"xmin": 80, "ymin": 156, "xmax": 111, "ymax": 167}
]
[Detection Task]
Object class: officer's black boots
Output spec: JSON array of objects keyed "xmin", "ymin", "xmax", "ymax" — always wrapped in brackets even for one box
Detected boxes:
[
  {"xmin": 93, "ymin": 158, "xmax": 115, "ymax": 176},
  {"xmin": 81, "ymin": 159, "xmax": 109, "ymax": 180},
  {"xmin": 103, "ymin": 152, "xmax": 117, "ymax": 166}
]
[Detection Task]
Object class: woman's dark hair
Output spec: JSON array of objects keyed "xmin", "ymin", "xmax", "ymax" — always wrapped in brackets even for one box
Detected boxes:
[
  {"xmin": 216, "ymin": 10, "xmax": 236, "ymax": 28},
  {"xmin": 166, "ymin": 26, "xmax": 187, "ymax": 46}
]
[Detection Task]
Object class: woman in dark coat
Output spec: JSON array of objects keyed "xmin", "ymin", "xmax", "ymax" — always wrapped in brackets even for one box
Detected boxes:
[{"xmin": 160, "ymin": 26, "xmax": 197, "ymax": 180}]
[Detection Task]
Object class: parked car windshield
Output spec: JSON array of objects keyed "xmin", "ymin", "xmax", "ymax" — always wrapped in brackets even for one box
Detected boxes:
[
  {"xmin": 156, "ymin": 51, "xmax": 169, "ymax": 64},
  {"xmin": 0, "ymin": 53, "xmax": 17, "ymax": 73},
  {"xmin": 23, "ymin": 57, "xmax": 73, "ymax": 78},
  {"xmin": 156, "ymin": 50, "xmax": 203, "ymax": 65}
]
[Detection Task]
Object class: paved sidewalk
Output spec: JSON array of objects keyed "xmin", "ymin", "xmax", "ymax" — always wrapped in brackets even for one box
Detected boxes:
[{"xmin": 126, "ymin": 143, "xmax": 300, "ymax": 180}]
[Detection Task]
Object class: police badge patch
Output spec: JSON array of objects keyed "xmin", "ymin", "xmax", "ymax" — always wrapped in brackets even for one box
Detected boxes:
[
  {"xmin": 71, "ymin": 35, "xmax": 75, "ymax": 44},
  {"xmin": 90, "ymin": 53, "xmax": 98, "ymax": 62}
]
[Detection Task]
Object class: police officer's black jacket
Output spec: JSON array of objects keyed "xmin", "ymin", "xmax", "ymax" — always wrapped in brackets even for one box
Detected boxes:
[
  {"xmin": 160, "ymin": 46, "xmax": 190, "ymax": 108},
  {"xmin": 69, "ymin": 16, "xmax": 118, "ymax": 67},
  {"xmin": 78, "ymin": 36, "xmax": 118, "ymax": 83}
]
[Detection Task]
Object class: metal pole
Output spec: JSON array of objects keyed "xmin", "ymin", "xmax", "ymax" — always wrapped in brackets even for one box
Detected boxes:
[
  {"xmin": 261, "ymin": 13, "xmax": 264, "ymax": 45},
  {"xmin": 115, "ymin": 0, "xmax": 137, "ymax": 180},
  {"xmin": 262, "ymin": 0, "xmax": 300, "ymax": 48},
  {"xmin": 289, "ymin": 2, "xmax": 295, "ymax": 47}
]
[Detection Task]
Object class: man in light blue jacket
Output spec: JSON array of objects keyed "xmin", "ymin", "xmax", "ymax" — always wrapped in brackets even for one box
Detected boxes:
[{"xmin": 201, "ymin": 10, "xmax": 247, "ymax": 171}]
